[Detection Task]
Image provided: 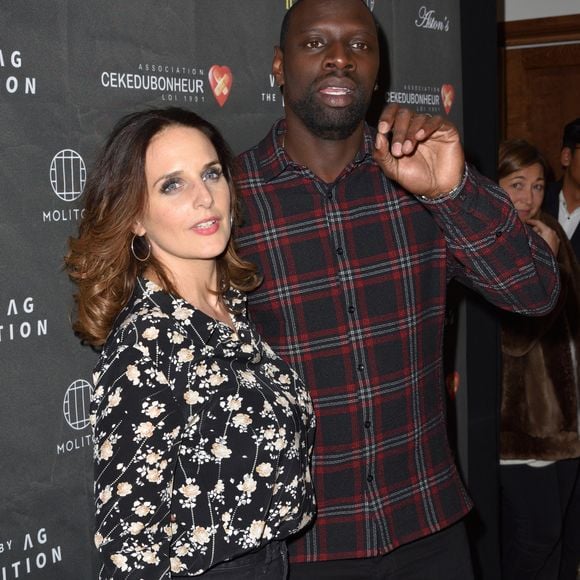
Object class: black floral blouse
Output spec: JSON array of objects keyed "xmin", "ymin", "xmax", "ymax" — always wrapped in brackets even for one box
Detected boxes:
[{"xmin": 91, "ymin": 278, "xmax": 316, "ymax": 578}]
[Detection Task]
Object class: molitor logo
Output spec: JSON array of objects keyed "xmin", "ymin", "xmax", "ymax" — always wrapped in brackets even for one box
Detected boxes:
[
  {"xmin": 208, "ymin": 65, "xmax": 233, "ymax": 107},
  {"xmin": 0, "ymin": 48, "xmax": 37, "ymax": 97},
  {"xmin": 42, "ymin": 149, "xmax": 86, "ymax": 223},
  {"xmin": 101, "ymin": 61, "xmax": 206, "ymax": 106},
  {"xmin": 414, "ymin": 5, "xmax": 451, "ymax": 32},
  {"xmin": 56, "ymin": 379, "xmax": 92, "ymax": 456},
  {"xmin": 386, "ymin": 83, "xmax": 456, "ymax": 116}
]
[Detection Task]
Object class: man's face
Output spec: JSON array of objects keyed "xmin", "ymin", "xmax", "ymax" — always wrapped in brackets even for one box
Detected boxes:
[
  {"xmin": 562, "ymin": 144, "xmax": 580, "ymax": 190},
  {"xmin": 274, "ymin": 0, "xmax": 380, "ymax": 140}
]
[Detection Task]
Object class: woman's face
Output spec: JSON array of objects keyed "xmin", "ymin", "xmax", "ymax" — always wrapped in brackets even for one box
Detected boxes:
[
  {"xmin": 499, "ymin": 162, "xmax": 545, "ymax": 222},
  {"xmin": 135, "ymin": 125, "xmax": 232, "ymax": 277}
]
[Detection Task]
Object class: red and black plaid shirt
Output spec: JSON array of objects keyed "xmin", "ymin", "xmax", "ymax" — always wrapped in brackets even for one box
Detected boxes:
[{"xmin": 234, "ymin": 120, "xmax": 559, "ymax": 563}]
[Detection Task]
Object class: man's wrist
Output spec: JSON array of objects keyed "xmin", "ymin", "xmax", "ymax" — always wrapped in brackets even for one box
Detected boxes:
[{"xmin": 418, "ymin": 164, "xmax": 468, "ymax": 203}]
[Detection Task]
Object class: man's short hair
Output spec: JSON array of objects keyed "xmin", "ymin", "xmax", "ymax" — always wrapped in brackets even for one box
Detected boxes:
[{"xmin": 562, "ymin": 117, "xmax": 580, "ymax": 150}]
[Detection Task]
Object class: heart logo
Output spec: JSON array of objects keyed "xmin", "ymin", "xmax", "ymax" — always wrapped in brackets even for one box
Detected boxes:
[
  {"xmin": 440, "ymin": 84, "xmax": 455, "ymax": 115},
  {"xmin": 209, "ymin": 65, "xmax": 233, "ymax": 107}
]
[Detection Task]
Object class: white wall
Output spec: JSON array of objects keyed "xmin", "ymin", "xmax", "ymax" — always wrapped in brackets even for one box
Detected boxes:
[{"xmin": 504, "ymin": 0, "xmax": 579, "ymax": 21}]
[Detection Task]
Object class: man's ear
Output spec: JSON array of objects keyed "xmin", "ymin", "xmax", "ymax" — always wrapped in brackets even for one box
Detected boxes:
[
  {"xmin": 272, "ymin": 46, "xmax": 285, "ymax": 89},
  {"xmin": 561, "ymin": 147, "xmax": 573, "ymax": 170}
]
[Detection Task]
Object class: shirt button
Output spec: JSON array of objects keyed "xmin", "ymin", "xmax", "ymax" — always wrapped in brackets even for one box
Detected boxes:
[
  {"xmin": 336, "ymin": 247, "xmax": 344, "ymax": 255},
  {"xmin": 358, "ymin": 364, "xmax": 365, "ymax": 371},
  {"xmin": 367, "ymin": 474, "xmax": 374, "ymax": 482},
  {"xmin": 327, "ymin": 192, "xmax": 333, "ymax": 200},
  {"xmin": 348, "ymin": 306, "xmax": 355, "ymax": 314},
  {"xmin": 364, "ymin": 420, "xmax": 371, "ymax": 428}
]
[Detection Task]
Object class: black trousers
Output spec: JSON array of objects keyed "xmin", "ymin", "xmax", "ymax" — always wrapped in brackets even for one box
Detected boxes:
[
  {"xmin": 288, "ymin": 520, "xmax": 474, "ymax": 580},
  {"xmin": 500, "ymin": 460, "xmax": 579, "ymax": 580},
  {"xmin": 176, "ymin": 541, "xmax": 288, "ymax": 579}
]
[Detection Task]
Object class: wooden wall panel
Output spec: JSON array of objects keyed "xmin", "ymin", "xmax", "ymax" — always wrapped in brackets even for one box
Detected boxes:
[{"xmin": 499, "ymin": 15, "xmax": 580, "ymax": 180}]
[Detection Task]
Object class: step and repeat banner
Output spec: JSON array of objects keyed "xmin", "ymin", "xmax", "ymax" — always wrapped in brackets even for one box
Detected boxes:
[{"xmin": 0, "ymin": 2, "xmax": 462, "ymax": 578}]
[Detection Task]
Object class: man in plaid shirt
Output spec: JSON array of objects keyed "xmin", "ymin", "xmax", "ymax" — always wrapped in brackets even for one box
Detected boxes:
[{"xmin": 234, "ymin": 0, "xmax": 560, "ymax": 578}]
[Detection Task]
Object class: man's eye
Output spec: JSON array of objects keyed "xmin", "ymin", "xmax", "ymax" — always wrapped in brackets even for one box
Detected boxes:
[
  {"xmin": 352, "ymin": 41, "xmax": 368, "ymax": 50},
  {"xmin": 305, "ymin": 40, "xmax": 323, "ymax": 48}
]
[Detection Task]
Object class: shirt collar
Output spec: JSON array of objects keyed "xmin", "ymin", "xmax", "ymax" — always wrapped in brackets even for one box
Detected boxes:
[{"xmin": 256, "ymin": 118, "xmax": 375, "ymax": 183}]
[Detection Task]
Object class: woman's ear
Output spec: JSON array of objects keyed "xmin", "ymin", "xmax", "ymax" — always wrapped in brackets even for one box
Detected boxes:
[{"xmin": 132, "ymin": 221, "xmax": 146, "ymax": 237}]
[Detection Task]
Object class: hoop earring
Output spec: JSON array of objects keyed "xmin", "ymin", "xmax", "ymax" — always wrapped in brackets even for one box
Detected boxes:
[{"xmin": 131, "ymin": 234, "xmax": 151, "ymax": 262}]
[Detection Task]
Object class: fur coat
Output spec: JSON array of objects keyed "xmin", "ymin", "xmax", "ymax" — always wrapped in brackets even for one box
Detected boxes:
[{"xmin": 500, "ymin": 211, "xmax": 580, "ymax": 460}]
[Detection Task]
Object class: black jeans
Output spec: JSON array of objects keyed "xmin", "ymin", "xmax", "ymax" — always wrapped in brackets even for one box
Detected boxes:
[
  {"xmin": 288, "ymin": 520, "xmax": 474, "ymax": 580},
  {"xmin": 500, "ymin": 460, "xmax": 579, "ymax": 580},
  {"xmin": 176, "ymin": 541, "xmax": 288, "ymax": 579}
]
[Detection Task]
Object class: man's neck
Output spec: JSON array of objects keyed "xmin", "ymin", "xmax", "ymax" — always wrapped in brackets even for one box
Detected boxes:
[
  {"xmin": 562, "ymin": 176, "xmax": 580, "ymax": 213},
  {"xmin": 283, "ymin": 118, "xmax": 365, "ymax": 184}
]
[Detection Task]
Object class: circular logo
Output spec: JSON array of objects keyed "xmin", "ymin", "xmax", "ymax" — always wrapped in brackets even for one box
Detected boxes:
[
  {"xmin": 63, "ymin": 379, "xmax": 92, "ymax": 430},
  {"xmin": 49, "ymin": 149, "xmax": 86, "ymax": 202}
]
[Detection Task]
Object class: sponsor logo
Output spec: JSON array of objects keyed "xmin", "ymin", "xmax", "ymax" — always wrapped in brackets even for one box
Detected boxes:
[
  {"xmin": 209, "ymin": 65, "xmax": 233, "ymax": 107},
  {"xmin": 0, "ymin": 49, "xmax": 36, "ymax": 96},
  {"xmin": 386, "ymin": 83, "xmax": 456, "ymax": 115},
  {"xmin": 49, "ymin": 150, "xmax": 86, "ymax": 202},
  {"xmin": 0, "ymin": 297, "xmax": 48, "ymax": 344},
  {"xmin": 0, "ymin": 528, "xmax": 63, "ymax": 579},
  {"xmin": 43, "ymin": 149, "xmax": 86, "ymax": 223},
  {"xmin": 101, "ymin": 62, "xmax": 206, "ymax": 105},
  {"xmin": 415, "ymin": 6, "xmax": 450, "ymax": 32},
  {"xmin": 57, "ymin": 379, "xmax": 92, "ymax": 456},
  {"xmin": 441, "ymin": 83, "xmax": 455, "ymax": 114}
]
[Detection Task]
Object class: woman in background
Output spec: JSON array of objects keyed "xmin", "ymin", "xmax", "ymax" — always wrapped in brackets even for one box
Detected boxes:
[
  {"xmin": 65, "ymin": 107, "xmax": 315, "ymax": 579},
  {"xmin": 497, "ymin": 139, "xmax": 580, "ymax": 579}
]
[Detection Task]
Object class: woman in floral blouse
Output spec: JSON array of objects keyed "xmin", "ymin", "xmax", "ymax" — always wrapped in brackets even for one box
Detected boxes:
[{"xmin": 65, "ymin": 108, "xmax": 316, "ymax": 579}]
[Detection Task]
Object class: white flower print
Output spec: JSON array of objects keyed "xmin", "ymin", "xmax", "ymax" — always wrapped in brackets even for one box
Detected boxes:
[
  {"xmin": 129, "ymin": 522, "xmax": 144, "ymax": 536},
  {"xmin": 110, "ymin": 553, "xmax": 128, "ymax": 571},
  {"xmin": 184, "ymin": 390, "xmax": 204, "ymax": 405},
  {"xmin": 173, "ymin": 305, "xmax": 194, "ymax": 320},
  {"xmin": 248, "ymin": 520, "xmax": 266, "ymax": 541},
  {"xmin": 116, "ymin": 482, "xmax": 132, "ymax": 497},
  {"xmin": 177, "ymin": 348, "xmax": 194, "ymax": 363},
  {"xmin": 107, "ymin": 388, "xmax": 122, "ymax": 408},
  {"xmin": 135, "ymin": 421, "xmax": 155, "ymax": 439},
  {"xmin": 133, "ymin": 501, "xmax": 153, "ymax": 517},
  {"xmin": 142, "ymin": 326, "xmax": 159, "ymax": 340},
  {"xmin": 170, "ymin": 331, "xmax": 185, "ymax": 344},
  {"xmin": 256, "ymin": 462, "xmax": 273, "ymax": 477},
  {"xmin": 211, "ymin": 441, "xmax": 232, "ymax": 460},
  {"xmin": 143, "ymin": 401, "xmax": 165, "ymax": 419},
  {"xmin": 237, "ymin": 474, "xmax": 257, "ymax": 494},
  {"xmin": 99, "ymin": 486, "xmax": 113, "ymax": 505},
  {"xmin": 125, "ymin": 365, "xmax": 140, "ymax": 385},
  {"xmin": 99, "ymin": 439, "xmax": 114, "ymax": 461},
  {"xmin": 179, "ymin": 481, "xmax": 201, "ymax": 499},
  {"xmin": 92, "ymin": 282, "xmax": 315, "ymax": 577},
  {"xmin": 232, "ymin": 413, "xmax": 252, "ymax": 429},
  {"xmin": 191, "ymin": 526, "xmax": 211, "ymax": 545}
]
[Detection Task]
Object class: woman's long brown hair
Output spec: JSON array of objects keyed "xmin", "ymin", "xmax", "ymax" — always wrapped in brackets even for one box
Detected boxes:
[{"xmin": 65, "ymin": 108, "xmax": 260, "ymax": 347}]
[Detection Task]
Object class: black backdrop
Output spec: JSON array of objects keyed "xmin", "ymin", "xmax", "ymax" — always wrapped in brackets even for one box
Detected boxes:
[{"xmin": 0, "ymin": 2, "xmax": 502, "ymax": 578}]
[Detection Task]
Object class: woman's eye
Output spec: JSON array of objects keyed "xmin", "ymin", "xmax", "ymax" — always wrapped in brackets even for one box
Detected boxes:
[
  {"xmin": 160, "ymin": 178, "xmax": 182, "ymax": 194},
  {"xmin": 202, "ymin": 166, "xmax": 223, "ymax": 182}
]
